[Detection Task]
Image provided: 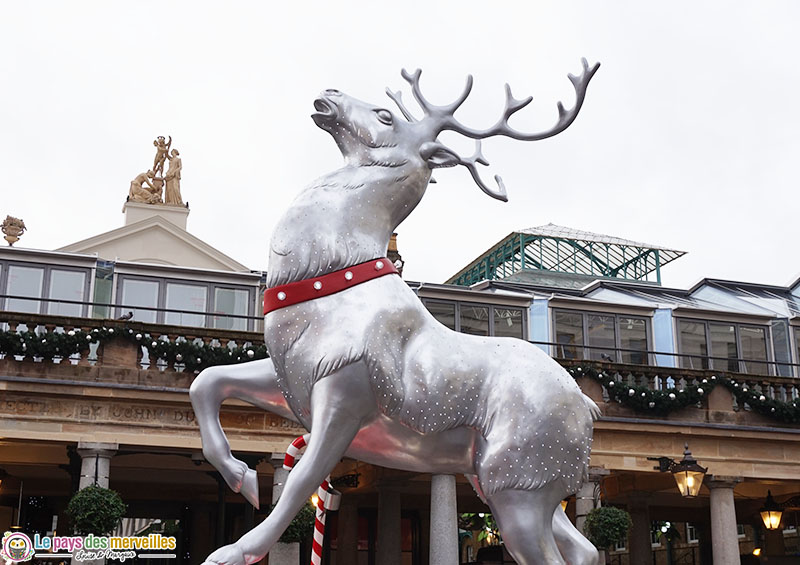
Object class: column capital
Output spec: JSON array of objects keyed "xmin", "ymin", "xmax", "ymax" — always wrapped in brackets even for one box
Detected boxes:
[
  {"xmin": 269, "ymin": 452, "xmax": 286, "ymax": 468},
  {"xmin": 706, "ymin": 475, "xmax": 742, "ymax": 489},
  {"xmin": 76, "ymin": 442, "xmax": 118, "ymax": 458},
  {"xmin": 587, "ymin": 466, "xmax": 610, "ymax": 482}
]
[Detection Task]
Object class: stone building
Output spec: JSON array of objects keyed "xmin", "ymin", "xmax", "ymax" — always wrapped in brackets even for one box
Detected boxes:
[{"xmin": 0, "ymin": 204, "xmax": 798, "ymax": 564}]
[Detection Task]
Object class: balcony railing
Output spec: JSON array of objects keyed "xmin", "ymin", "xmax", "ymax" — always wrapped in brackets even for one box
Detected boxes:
[
  {"xmin": 0, "ymin": 310, "xmax": 798, "ymax": 428},
  {"xmin": 542, "ymin": 339, "xmax": 800, "ymax": 378}
]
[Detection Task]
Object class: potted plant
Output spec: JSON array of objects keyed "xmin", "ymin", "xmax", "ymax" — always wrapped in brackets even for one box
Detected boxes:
[
  {"xmin": 66, "ymin": 486, "xmax": 127, "ymax": 535},
  {"xmin": 583, "ymin": 506, "xmax": 632, "ymax": 562}
]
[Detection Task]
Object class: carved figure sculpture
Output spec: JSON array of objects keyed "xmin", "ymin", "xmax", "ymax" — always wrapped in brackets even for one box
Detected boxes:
[
  {"xmin": 164, "ymin": 149, "xmax": 183, "ymax": 205},
  {"xmin": 153, "ymin": 135, "xmax": 172, "ymax": 177},
  {"xmin": 1, "ymin": 216, "xmax": 27, "ymax": 246},
  {"xmin": 128, "ymin": 171, "xmax": 162, "ymax": 204},
  {"xmin": 192, "ymin": 59, "xmax": 601, "ymax": 565}
]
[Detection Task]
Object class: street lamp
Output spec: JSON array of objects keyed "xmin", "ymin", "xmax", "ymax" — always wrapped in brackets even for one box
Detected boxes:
[
  {"xmin": 760, "ymin": 491, "xmax": 783, "ymax": 530},
  {"xmin": 648, "ymin": 443, "xmax": 707, "ymax": 498}
]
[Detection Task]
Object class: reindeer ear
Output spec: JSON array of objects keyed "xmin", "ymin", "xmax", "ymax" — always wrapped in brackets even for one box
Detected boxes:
[{"xmin": 420, "ymin": 142, "xmax": 460, "ymax": 169}]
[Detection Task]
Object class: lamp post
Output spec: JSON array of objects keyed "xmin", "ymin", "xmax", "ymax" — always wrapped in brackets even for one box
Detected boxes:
[
  {"xmin": 760, "ymin": 491, "xmax": 783, "ymax": 530},
  {"xmin": 648, "ymin": 443, "xmax": 707, "ymax": 498}
]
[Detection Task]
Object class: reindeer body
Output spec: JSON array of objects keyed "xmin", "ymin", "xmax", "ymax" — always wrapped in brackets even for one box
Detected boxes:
[{"xmin": 195, "ymin": 65, "xmax": 602, "ymax": 565}]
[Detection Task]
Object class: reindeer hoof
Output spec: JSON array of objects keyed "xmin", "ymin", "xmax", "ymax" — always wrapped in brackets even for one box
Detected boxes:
[
  {"xmin": 202, "ymin": 542, "xmax": 246, "ymax": 565},
  {"xmin": 240, "ymin": 468, "xmax": 260, "ymax": 509}
]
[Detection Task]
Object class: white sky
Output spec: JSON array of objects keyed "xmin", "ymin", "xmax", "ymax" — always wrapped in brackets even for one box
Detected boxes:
[{"xmin": 2, "ymin": 1, "xmax": 798, "ymax": 290}]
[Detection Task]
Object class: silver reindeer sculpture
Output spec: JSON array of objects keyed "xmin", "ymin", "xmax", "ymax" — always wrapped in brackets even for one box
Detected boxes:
[{"xmin": 192, "ymin": 58, "xmax": 601, "ymax": 565}]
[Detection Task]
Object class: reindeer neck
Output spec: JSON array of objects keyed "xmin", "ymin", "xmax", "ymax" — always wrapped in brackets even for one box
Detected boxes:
[{"xmin": 266, "ymin": 161, "xmax": 429, "ymax": 287}]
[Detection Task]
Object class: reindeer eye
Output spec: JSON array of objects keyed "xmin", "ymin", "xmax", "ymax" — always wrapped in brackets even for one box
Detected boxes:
[{"xmin": 375, "ymin": 109, "xmax": 393, "ymax": 126}]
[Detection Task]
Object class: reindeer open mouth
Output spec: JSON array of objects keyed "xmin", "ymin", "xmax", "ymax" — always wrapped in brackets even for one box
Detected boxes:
[{"xmin": 312, "ymin": 97, "xmax": 338, "ymax": 125}]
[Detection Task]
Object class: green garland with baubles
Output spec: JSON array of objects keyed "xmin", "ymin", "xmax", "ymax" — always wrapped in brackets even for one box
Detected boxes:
[
  {"xmin": 0, "ymin": 325, "xmax": 268, "ymax": 372},
  {"xmin": 1, "ymin": 326, "xmax": 797, "ymax": 424},
  {"xmin": 569, "ymin": 365, "xmax": 800, "ymax": 425}
]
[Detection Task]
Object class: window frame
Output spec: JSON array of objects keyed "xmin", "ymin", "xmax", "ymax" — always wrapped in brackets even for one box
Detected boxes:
[
  {"xmin": 0, "ymin": 259, "xmax": 92, "ymax": 317},
  {"xmin": 115, "ymin": 273, "xmax": 256, "ymax": 330},
  {"xmin": 675, "ymin": 317, "xmax": 774, "ymax": 375},
  {"xmin": 421, "ymin": 298, "xmax": 527, "ymax": 339},
  {"xmin": 550, "ymin": 307, "xmax": 652, "ymax": 363}
]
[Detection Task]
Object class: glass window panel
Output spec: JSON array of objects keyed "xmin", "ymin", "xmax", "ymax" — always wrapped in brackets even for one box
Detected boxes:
[
  {"xmin": 619, "ymin": 317, "xmax": 648, "ymax": 364},
  {"xmin": 425, "ymin": 301, "xmax": 455, "ymax": 330},
  {"xmin": 92, "ymin": 263, "xmax": 114, "ymax": 319},
  {"xmin": 48, "ymin": 269, "xmax": 86, "ymax": 317},
  {"xmin": 120, "ymin": 279, "xmax": 159, "ymax": 323},
  {"xmin": 678, "ymin": 320, "xmax": 708, "ymax": 369},
  {"xmin": 796, "ymin": 329, "xmax": 800, "ymax": 378},
  {"xmin": 709, "ymin": 323, "xmax": 738, "ymax": 372},
  {"xmin": 740, "ymin": 325, "xmax": 769, "ymax": 375},
  {"xmin": 554, "ymin": 311, "xmax": 584, "ymax": 360},
  {"xmin": 587, "ymin": 314, "xmax": 616, "ymax": 361},
  {"xmin": 493, "ymin": 307, "xmax": 523, "ymax": 339},
  {"xmin": 460, "ymin": 305, "xmax": 489, "ymax": 336},
  {"xmin": 6, "ymin": 265, "xmax": 44, "ymax": 313},
  {"xmin": 165, "ymin": 283, "xmax": 207, "ymax": 327},
  {"xmin": 213, "ymin": 288, "xmax": 249, "ymax": 331}
]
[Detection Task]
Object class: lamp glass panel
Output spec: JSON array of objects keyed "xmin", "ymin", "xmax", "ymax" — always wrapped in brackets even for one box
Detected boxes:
[
  {"xmin": 673, "ymin": 469, "xmax": 704, "ymax": 498},
  {"xmin": 760, "ymin": 509, "xmax": 782, "ymax": 530}
]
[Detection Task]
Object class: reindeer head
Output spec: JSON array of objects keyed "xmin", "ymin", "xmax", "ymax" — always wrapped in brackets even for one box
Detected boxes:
[{"xmin": 313, "ymin": 59, "xmax": 599, "ymax": 201}]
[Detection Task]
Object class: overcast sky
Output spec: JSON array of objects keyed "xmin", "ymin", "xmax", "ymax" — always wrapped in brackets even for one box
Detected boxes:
[{"xmin": 2, "ymin": 2, "xmax": 798, "ymax": 290}]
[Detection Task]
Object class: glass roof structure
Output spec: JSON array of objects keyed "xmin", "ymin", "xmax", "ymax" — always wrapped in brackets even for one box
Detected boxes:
[{"xmin": 447, "ymin": 223, "xmax": 686, "ymax": 287}]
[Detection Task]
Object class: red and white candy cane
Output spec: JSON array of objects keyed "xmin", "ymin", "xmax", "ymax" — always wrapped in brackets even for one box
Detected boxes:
[{"xmin": 283, "ymin": 434, "xmax": 340, "ymax": 565}]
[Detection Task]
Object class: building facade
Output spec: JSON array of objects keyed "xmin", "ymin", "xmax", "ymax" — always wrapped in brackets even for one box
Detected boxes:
[{"xmin": 0, "ymin": 210, "xmax": 798, "ymax": 564}]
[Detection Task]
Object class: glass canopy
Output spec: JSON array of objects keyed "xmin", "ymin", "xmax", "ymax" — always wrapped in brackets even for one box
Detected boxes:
[{"xmin": 447, "ymin": 223, "xmax": 686, "ymax": 287}]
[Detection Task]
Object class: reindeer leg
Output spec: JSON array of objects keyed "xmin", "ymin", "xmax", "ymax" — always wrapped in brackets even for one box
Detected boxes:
[
  {"xmin": 553, "ymin": 505, "xmax": 599, "ymax": 565},
  {"xmin": 190, "ymin": 358, "xmax": 297, "ymax": 508},
  {"xmin": 487, "ymin": 489, "xmax": 565, "ymax": 565},
  {"xmin": 201, "ymin": 362, "xmax": 374, "ymax": 565}
]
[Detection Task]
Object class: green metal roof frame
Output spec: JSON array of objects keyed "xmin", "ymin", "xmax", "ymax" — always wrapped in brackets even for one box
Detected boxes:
[{"xmin": 447, "ymin": 224, "xmax": 686, "ymax": 287}]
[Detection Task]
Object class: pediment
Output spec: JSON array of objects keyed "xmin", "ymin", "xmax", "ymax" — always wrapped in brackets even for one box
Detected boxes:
[{"xmin": 57, "ymin": 215, "xmax": 250, "ymax": 272}]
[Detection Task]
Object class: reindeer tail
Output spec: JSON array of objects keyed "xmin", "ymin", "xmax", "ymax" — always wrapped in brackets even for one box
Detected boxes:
[{"xmin": 584, "ymin": 394, "xmax": 601, "ymax": 421}]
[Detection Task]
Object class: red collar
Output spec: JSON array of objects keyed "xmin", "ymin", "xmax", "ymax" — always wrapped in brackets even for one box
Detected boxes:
[{"xmin": 263, "ymin": 258, "xmax": 399, "ymax": 315}]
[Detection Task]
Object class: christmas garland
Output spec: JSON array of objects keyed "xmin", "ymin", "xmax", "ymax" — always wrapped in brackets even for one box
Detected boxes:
[
  {"xmin": 0, "ymin": 325, "xmax": 268, "ymax": 372},
  {"xmin": 569, "ymin": 364, "xmax": 800, "ymax": 425},
  {"xmin": 1, "ymin": 326, "xmax": 797, "ymax": 424}
]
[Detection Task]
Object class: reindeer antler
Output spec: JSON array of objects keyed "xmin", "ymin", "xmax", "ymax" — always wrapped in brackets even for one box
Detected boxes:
[
  {"xmin": 387, "ymin": 69, "xmax": 474, "ymax": 123},
  {"xmin": 459, "ymin": 140, "xmax": 508, "ymax": 202},
  {"xmin": 387, "ymin": 60, "xmax": 599, "ymax": 201},
  {"xmin": 443, "ymin": 58, "xmax": 600, "ymax": 140}
]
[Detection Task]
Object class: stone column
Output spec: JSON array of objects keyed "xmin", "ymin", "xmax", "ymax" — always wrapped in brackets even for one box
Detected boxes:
[
  {"xmin": 376, "ymin": 487, "xmax": 401, "ymax": 565},
  {"xmin": 627, "ymin": 494, "xmax": 651, "ymax": 565},
  {"xmin": 336, "ymin": 501, "xmax": 359, "ymax": 564},
  {"xmin": 77, "ymin": 442, "xmax": 117, "ymax": 489},
  {"xmin": 268, "ymin": 453, "xmax": 299, "ymax": 565},
  {"xmin": 74, "ymin": 443, "xmax": 117, "ymax": 565},
  {"xmin": 430, "ymin": 474, "xmax": 459, "ymax": 565},
  {"xmin": 707, "ymin": 476, "xmax": 742, "ymax": 565},
  {"xmin": 575, "ymin": 467, "xmax": 609, "ymax": 535}
]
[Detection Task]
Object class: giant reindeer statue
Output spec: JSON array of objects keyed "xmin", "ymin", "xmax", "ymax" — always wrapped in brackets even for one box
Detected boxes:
[{"xmin": 192, "ymin": 59, "xmax": 601, "ymax": 565}]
